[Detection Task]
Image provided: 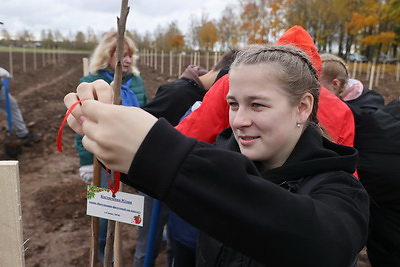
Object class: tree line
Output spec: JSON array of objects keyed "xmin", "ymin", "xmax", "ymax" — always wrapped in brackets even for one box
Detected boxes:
[{"xmin": 1, "ymin": 0, "xmax": 399, "ymax": 61}]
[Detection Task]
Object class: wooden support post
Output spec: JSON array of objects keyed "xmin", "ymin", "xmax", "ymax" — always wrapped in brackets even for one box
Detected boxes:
[
  {"xmin": 161, "ymin": 51, "xmax": 164, "ymax": 74},
  {"xmin": 0, "ymin": 161, "xmax": 25, "ymax": 267},
  {"xmin": 366, "ymin": 61, "xmax": 371, "ymax": 80},
  {"xmin": 375, "ymin": 64, "xmax": 381, "ymax": 87},
  {"xmin": 369, "ymin": 63, "xmax": 375, "ymax": 90},
  {"xmin": 352, "ymin": 61, "xmax": 357, "ymax": 78},
  {"xmin": 206, "ymin": 51, "xmax": 209, "ymax": 70},
  {"xmin": 33, "ymin": 46, "xmax": 37, "ymax": 70},
  {"xmin": 9, "ymin": 45, "xmax": 13, "ymax": 77},
  {"xmin": 169, "ymin": 51, "xmax": 173, "ymax": 76},
  {"xmin": 154, "ymin": 48, "xmax": 157, "ymax": 71},
  {"xmin": 22, "ymin": 47, "xmax": 26, "ymax": 72},
  {"xmin": 178, "ymin": 53, "xmax": 182, "ymax": 77}
]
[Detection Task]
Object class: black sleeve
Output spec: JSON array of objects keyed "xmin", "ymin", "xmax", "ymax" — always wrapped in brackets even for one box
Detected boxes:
[
  {"xmin": 122, "ymin": 119, "xmax": 369, "ymax": 266},
  {"xmin": 352, "ymin": 99, "xmax": 400, "ymax": 206},
  {"xmin": 142, "ymin": 79, "xmax": 205, "ymax": 126}
]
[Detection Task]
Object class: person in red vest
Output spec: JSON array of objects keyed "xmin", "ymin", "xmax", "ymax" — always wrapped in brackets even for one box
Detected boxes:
[{"xmin": 175, "ymin": 26, "xmax": 355, "ymax": 148}]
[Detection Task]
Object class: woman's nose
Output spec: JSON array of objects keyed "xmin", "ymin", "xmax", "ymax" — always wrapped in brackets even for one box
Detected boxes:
[
  {"xmin": 231, "ymin": 108, "xmax": 252, "ymax": 128},
  {"xmin": 123, "ymin": 55, "xmax": 132, "ymax": 65}
]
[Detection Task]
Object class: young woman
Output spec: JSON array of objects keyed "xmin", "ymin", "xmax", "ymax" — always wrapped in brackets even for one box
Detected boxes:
[{"xmin": 64, "ymin": 44, "xmax": 369, "ymax": 266}]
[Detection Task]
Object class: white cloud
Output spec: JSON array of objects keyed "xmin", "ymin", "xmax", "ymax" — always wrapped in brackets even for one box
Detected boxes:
[{"xmin": 0, "ymin": 0, "xmax": 235, "ymax": 40}]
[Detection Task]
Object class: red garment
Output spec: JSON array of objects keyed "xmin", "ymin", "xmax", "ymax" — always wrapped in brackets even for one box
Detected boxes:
[
  {"xmin": 175, "ymin": 75, "xmax": 229, "ymax": 143},
  {"xmin": 176, "ymin": 25, "xmax": 355, "ymax": 147},
  {"xmin": 275, "ymin": 25, "xmax": 354, "ymax": 147},
  {"xmin": 318, "ymin": 86, "xmax": 355, "ymax": 146}
]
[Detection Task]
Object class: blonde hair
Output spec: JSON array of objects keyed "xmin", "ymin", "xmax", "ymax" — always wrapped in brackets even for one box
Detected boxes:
[
  {"xmin": 89, "ymin": 30, "xmax": 140, "ymax": 75},
  {"xmin": 320, "ymin": 53, "xmax": 349, "ymax": 96},
  {"xmin": 231, "ymin": 44, "xmax": 320, "ymax": 126}
]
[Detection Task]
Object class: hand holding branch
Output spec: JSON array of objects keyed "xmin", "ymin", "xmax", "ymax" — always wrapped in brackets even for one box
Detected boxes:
[{"xmin": 64, "ymin": 80, "xmax": 157, "ymax": 173}]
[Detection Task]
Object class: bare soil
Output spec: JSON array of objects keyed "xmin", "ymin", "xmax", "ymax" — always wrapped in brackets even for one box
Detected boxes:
[{"xmin": 0, "ymin": 51, "xmax": 399, "ymax": 266}]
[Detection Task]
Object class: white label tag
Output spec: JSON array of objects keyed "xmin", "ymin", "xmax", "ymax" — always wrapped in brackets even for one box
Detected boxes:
[{"xmin": 86, "ymin": 185, "xmax": 144, "ymax": 226}]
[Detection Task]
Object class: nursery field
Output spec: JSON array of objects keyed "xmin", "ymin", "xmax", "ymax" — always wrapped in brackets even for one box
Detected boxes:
[{"xmin": 0, "ymin": 51, "xmax": 399, "ymax": 266}]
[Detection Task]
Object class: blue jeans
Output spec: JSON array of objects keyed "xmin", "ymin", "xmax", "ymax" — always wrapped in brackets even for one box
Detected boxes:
[{"xmin": 0, "ymin": 87, "xmax": 29, "ymax": 137}]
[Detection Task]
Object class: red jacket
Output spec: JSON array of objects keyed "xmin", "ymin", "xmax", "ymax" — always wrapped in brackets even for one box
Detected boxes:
[{"xmin": 176, "ymin": 26, "xmax": 355, "ymax": 147}]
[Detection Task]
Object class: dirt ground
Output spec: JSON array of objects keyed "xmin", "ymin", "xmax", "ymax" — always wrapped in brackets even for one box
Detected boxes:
[{"xmin": 0, "ymin": 51, "xmax": 399, "ymax": 267}]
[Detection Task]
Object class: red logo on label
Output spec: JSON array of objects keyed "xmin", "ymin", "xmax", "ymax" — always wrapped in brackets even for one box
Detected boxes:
[{"xmin": 133, "ymin": 215, "xmax": 142, "ymax": 224}]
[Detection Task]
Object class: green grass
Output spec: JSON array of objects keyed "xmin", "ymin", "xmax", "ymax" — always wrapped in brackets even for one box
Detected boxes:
[{"xmin": 0, "ymin": 45, "xmax": 90, "ymax": 54}]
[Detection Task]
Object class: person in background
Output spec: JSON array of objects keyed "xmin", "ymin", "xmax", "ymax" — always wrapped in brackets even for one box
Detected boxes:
[
  {"xmin": 141, "ymin": 49, "xmax": 237, "ymax": 267},
  {"xmin": 0, "ymin": 67, "xmax": 41, "ymax": 144},
  {"xmin": 320, "ymin": 53, "xmax": 400, "ymax": 267},
  {"xmin": 64, "ymin": 43, "xmax": 369, "ymax": 266},
  {"xmin": 73, "ymin": 30, "xmax": 147, "ymax": 264},
  {"xmin": 176, "ymin": 26, "xmax": 355, "ymax": 148}
]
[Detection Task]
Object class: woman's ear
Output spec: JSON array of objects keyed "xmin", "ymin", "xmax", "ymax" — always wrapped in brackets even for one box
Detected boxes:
[
  {"xmin": 297, "ymin": 93, "xmax": 313, "ymax": 124},
  {"xmin": 331, "ymin": 79, "xmax": 343, "ymax": 96}
]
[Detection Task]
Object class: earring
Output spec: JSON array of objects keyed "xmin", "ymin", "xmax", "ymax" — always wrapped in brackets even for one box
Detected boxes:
[{"xmin": 296, "ymin": 123, "xmax": 301, "ymax": 128}]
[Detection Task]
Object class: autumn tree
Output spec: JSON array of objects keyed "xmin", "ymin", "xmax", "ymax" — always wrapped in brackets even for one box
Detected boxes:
[
  {"xmin": 217, "ymin": 5, "xmax": 240, "ymax": 50},
  {"xmin": 0, "ymin": 29, "xmax": 12, "ymax": 45},
  {"xmin": 347, "ymin": 0, "xmax": 399, "ymax": 60},
  {"xmin": 238, "ymin": 0, "xmax": 287, "ymax": 43},
  {"xmin": 17, "ymin": 29, "xmax": 34, "ymax": 45},
  {"xmin": 198, "ymin": 20, "xmax": 218, "ymax": 51},
  {"xmin": 75, "ymin": 31, "xmax": 86, "ymax": 50},
  {"xmin": 170, "ymin": 34, "xmax": 185, "ymax": 51},
  {"xmin": 41, "ymin": 29, "xmax": 55, "ymax": 48},
  {"xmin": 126, "ymin": 29, "xmax": 147, "ymax": 50},
  {"xmin": 186, "ymin": 14, "xmax": 202, "ymax": 50},
  {"xmin": 86, "ymin": 27, "xmax": 98, "ymax": 50},
  {"xmin": 165, "ymin": 21, "xmax": 184, "ymax": 51}
]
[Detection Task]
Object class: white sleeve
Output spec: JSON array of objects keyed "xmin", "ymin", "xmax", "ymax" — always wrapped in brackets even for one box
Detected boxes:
[{"xmin": 0, "ymin": 68, "xmax": 11, "ymax": 79}]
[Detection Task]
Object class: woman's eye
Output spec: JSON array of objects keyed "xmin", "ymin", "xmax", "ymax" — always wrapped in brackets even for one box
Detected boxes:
[
  {"xmin": 228, "ymin": 101, "xmax": 239, "ymax": 109},
  {"xmin": 251, "ymin": 103, "xmax": 264, "ymax": 108}
]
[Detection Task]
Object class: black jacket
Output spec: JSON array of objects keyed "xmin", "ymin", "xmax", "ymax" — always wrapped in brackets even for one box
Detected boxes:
[
  {"xmin": 143, "ymin": 78, "xmax": 206, "ymax": 126},
  {"xmin": 122, "ymin": 120, "xmax": 369, "ymax": 266},
  {"xmin": 347, "ymin": 88, "xmax": 400, "ymax": 267}
]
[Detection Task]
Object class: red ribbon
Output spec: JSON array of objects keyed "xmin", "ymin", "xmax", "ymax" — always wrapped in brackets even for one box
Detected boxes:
[
  {"xmin": 57, "ymin": 98, "xmax": 89, "ymax": 152},
  {"xmin": 57, "ymin": 98, "xmax": 120, "ymax": 195},
  {"xmin": 106, "ymin": 168, "xmax": 121, "ymax": 196}
]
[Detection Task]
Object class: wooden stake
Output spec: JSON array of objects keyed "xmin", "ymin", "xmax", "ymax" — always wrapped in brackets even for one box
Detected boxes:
[
  {"xmin": 375, "ymin": 64, "xmax": 381, "ymax": 87},
  {"xmin": 169, "ymin": 51, "xmax": 173, "ymax": 76},
  {"xmin": 33, "ymin": 46, "xmax": 37, "ymax": 70},
  {"xmin": 154, "ymin": 48, "xmax": 158, "ymax": 71},
  {"xmin": 22, "ymin": 47, "xmax": 26, "ymax": 72},
  {"xmin": 178, "ymin": 53, "xmax": 182, "ymax": 77},
  {"xmin": 206, "ymin": 52, "xmax": 209, "ymax": 70},
  {"xmin": 9, "ymin": 45, "xmax": 13, "ymax": 77},
  {"xmin": 0, "ymin": 161, "xmax": 25, "ymax": 267},
  {"xmin": 369, "ymin": 63, "xmax": 375, "ymax": 90},
  {"xmin": 161, "ymin": 50, "xmax": 164, "ymax": 74},
  {"xmin": 366, "ymin": 61, "xmax": 371, "ymax": 80},
  {"xmin": 352, "ymin": 61, "xmax": 357, "ymax": 78}
]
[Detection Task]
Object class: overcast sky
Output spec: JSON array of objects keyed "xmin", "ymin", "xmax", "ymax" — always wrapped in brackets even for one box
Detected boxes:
[{"xmin": 1, "ymin": 0, "xmax": 235, "ymax": 40}]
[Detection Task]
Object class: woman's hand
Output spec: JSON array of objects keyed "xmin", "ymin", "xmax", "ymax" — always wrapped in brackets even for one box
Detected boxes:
[
  {"xmin": 64, "ymin": 80, "xmax": 114, "ymax": 135},
  {"xmin": 64, "ymin": 80, "xmax": 157, "ymax": 173}
]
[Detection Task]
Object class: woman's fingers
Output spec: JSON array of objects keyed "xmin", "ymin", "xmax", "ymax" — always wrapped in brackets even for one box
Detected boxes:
[
  {"xmin": 64, "ymin": 81, "xmax": 114, "ymax": 134},
  {"xmin": 77, "ymin": 80, "xmax": 114, "ymax": 103},
  {"xmin": 63, "ymin": 92, "xmax": 84, "ymax": 134},
  {"xmin": 63, "ymin": 80, "xmax": 159, "ymax": 173}
]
